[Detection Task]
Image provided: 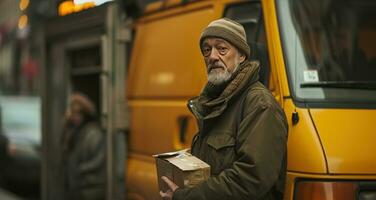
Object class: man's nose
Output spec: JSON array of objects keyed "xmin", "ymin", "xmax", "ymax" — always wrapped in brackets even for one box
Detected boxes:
[{"xmin": 208, "ymin": 48, "xmax": 220, "ymax": 61}]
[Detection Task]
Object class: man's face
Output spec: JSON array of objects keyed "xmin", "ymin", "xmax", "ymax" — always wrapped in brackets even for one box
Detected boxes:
[
  {"xmin": 201, "ymin": 37, "xmax": 246, "ymax": 85},
  {"xmin": 68, "ymin": 103, "xmax": 83, "ymax": 126}
]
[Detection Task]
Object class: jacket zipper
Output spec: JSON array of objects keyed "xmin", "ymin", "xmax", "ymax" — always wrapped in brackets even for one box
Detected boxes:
[
  {"xmin": 188, "ymin": 100, "xmax": 204, "ymax": 154},
  {"xmin": 188, "ymin": 100, "xmax": 203, "ymax": 131}
]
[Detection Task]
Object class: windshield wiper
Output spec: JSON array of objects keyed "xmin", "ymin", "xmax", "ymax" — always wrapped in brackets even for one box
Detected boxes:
[{"xmin": 300, "ymin": 81, "xmax": 376, "ymax": 90}]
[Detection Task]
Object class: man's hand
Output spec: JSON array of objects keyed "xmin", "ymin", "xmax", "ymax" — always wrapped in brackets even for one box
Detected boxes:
[{"xmin": 159, "ymin": 176, "xmax": 179, "ymax": 200}]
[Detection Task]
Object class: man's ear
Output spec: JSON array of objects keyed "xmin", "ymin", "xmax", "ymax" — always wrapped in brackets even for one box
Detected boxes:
[{"xmin": 239, "ymin": 54, "xmax": 246, "ymax": 63}]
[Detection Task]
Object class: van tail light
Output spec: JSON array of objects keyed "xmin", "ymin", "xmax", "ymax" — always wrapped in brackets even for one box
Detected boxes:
[{"xmin": 294, "ymin": 180, "xmax": 358, "ymax": 200}]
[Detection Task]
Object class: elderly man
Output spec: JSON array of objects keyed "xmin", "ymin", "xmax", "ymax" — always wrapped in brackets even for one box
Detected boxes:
[{"xmin": 160, "ymin": 18, "xmax": 288, "ymax": 200}]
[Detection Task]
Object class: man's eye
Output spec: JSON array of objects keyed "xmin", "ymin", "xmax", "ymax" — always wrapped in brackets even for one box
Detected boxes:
[
  {"xmin": 218, "ymin": 47, "xmax": 228, "ymax": 53},
  {"xmin": 203, "ymin": 48, "xmax": 211, "ymax": 56}
]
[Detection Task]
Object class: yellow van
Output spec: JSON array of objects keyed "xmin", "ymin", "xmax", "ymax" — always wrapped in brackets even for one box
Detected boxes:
[{"xmin": 126, "ymin": 0, "xmax": 376, "ymax": 199}]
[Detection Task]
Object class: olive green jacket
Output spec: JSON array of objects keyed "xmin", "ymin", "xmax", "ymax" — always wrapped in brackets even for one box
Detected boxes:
[{"xmin": 173, "ymin": 60, "xmax": 288, "ymax": 200}]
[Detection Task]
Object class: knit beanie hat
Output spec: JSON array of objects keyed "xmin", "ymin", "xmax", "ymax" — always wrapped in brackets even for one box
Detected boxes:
[
  {"xmin": 70, "ymin": 93, "xmax": 96, "ymax": 117},
  {"xmin": 200, "ymin": 18, "xmax": 250, "ymax": 59}
]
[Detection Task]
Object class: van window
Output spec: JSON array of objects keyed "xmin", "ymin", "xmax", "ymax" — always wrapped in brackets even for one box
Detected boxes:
[
  {"xmin": 277, "ymin": 0, "xmax": 376, "ymax": 107},
  {"xmin": 225, "ymin": 2, "xmax": 270, "ymax": 86}
]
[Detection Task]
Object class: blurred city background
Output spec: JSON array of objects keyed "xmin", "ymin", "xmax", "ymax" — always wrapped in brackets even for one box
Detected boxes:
[{"xmin": 1, "ymin": 0, "xmax": 376, "ymax": 199}]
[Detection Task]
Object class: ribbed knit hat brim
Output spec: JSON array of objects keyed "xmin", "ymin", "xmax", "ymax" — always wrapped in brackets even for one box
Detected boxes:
[{"xmin": 200, "ymin": 18, "xmax": 250, "ymax": 58}]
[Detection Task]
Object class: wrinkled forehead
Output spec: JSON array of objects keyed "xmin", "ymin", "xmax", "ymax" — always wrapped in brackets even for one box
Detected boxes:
[{"xmin": 202, "ymin": 37, "xmax": 231, "ymax": 47}]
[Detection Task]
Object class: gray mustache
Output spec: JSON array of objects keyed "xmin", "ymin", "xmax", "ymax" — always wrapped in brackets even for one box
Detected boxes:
[{"xmin": 208, "ymin": 62, "xmax": 226, "ymax": 71}]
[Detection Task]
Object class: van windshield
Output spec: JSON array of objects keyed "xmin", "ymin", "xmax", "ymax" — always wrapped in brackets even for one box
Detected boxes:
[{"xmin": 277, "ymin": 0, "xmax": 376, "ymax": 107}]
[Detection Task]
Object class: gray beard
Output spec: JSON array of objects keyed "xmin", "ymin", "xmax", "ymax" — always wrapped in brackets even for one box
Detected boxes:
[
  {"xmin": 207, "ymin": 69, "xmax": 232, "ymax": 85},
  {"xmin": 207, "ymin": 64, "xmax": 239, "ymax": 85}
]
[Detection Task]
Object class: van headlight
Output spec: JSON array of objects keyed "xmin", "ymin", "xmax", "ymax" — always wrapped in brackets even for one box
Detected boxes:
[{"xmin": 294, "ymin": 180, "xmax": 376, "ymax": 200}]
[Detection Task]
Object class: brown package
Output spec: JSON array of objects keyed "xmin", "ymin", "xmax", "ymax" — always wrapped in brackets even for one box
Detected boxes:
[{"xmin": 153, "ymin": 149, "xmax": 210, "ymax": 192}]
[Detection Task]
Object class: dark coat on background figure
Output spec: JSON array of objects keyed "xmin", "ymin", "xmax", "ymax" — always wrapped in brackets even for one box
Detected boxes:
[{"xmin": 62, "ymin": 117, "xmax": 106, "ymax": 199}]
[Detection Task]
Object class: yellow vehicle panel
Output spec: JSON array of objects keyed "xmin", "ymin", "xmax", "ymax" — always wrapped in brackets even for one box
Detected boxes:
[
  {"xmin": 310, "ymin": 109, "xmax": 376, "ymax": 174},
  {"xmin": 127, "ymin": 2, "xmax": 213, "ymax": 98},
  {"xmin": 283, "ymin": 99, "xmax": 327, "ymax": 173},
  {"xmin": 127, "ymin": 100, "xmax": 197, "ymax": 155},
  {"xmin": 126, "ymin": 153, "xmax": 159, "ymax": 200}
]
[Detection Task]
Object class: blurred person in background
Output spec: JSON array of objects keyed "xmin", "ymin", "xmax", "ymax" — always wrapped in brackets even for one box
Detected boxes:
[{"xmin": 61, "ymin": 93, "xmax": 106, "ymax": 200}]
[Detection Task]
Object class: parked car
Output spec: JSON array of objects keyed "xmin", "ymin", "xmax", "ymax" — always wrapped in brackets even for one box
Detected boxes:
[{"xmin": 0, "ymin": 96, "xmax": 41, "ymax": 194}]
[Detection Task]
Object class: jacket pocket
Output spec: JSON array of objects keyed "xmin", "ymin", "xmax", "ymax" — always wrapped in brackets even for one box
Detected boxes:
[
  {"xmin": 206, "ymin": 133, "xmax": 235, "ymax": 150},
  {"xmin": 206, "ymin": 133, "xmax": 236, "ymax": 175}
]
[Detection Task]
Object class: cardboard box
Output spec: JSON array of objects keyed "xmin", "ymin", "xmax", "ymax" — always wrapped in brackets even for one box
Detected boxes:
[{"xmin": 153, "ymin": 149, "xmax": 210, "ymax": 192}]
